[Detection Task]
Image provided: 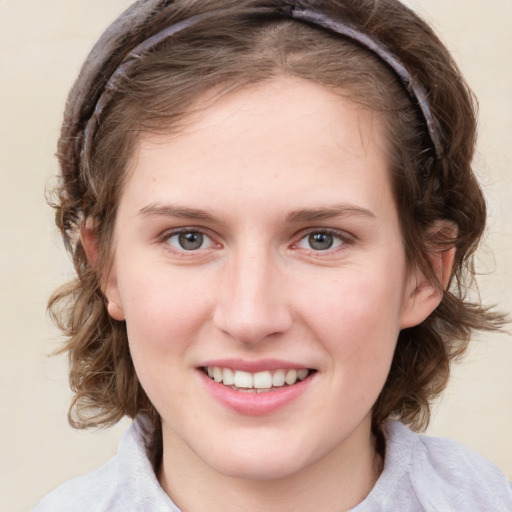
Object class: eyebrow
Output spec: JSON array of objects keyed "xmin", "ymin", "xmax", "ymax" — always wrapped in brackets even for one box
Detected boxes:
[
  {"xmin": 138, "ymin": 204, "xmax": 219, "ymax": 223},
  {"xmin": 286, "ymin": 205, "xmax": 376, "ymax": 223},
  {"xmin": 138, "ymin": 203, "xmax": 376, "ymax": 224}
]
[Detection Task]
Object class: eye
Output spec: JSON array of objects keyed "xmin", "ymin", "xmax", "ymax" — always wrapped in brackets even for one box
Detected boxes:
[
  {"xmin": 296, "ymin": 230, "xmax": 346, "ymax": 252},
  {"xmin": 165, "ymin": 230, "xmax": 214, "ymax": 251}
]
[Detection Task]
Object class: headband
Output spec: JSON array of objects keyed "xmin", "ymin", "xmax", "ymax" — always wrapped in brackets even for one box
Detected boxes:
[{"xmin": 82, "ymin": 2, "xmax": 443, "ymax": 165}]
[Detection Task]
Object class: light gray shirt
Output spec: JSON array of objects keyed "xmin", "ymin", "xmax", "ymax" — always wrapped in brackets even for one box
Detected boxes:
[{"xmin": 33, "ymin": 417, "xmax": 512, "ymax": 511}]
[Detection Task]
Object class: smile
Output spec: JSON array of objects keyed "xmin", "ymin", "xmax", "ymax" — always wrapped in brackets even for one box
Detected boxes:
[
  {"xmin": 202, "ymin": 367, "xmax": 312, "ymax": 392},
  {"xmin": 199, "ymin": 364, "xmax": 316, "ymax": 415}
]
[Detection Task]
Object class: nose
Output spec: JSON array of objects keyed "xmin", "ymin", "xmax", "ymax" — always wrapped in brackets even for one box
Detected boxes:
[{"xmin": 213, "ymin": 245, "xmax": 292, "ymax": 345}]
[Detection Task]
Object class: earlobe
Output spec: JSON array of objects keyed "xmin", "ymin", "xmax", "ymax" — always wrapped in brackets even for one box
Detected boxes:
[
  {"xmin": 105, "ymin": 292, "xmax": 126, "ymax": 321},
  {"xmin": 103, "ymin": 267, "xmax": 126, "ymax": 322},
  {"xmin": 103, "ymin": 260, "xmax": 126, "ymax": 321},
  {"xmin": 81, "ymin": 217, "xmax": 99, "ymax": 266},
  {"xmin": 399, "ymin": 273, "xmax": 443, "ymax": 329},
  {"xmin": 103, "ymin": 264, "xmax": 126, "ymax": 322},
  {"xmin": 400, "ymin": 222, "xmax": 456, "ymax": 329},
  {"xmin": 80, "ymin": 218, "xmax": 125, "ymax": 322}
]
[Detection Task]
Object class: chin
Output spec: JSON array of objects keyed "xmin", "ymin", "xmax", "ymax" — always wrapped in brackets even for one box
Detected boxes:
[
  {"xmin": 196, "ymin": 434, "xmax": 323, "ymax": 482},
  {"xmin": 209, "ymin": 453, "xmax": 311, "ymax": 482}
]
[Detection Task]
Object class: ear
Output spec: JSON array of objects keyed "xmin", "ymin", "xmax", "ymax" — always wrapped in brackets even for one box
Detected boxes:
[
  {"xmin": 81, "ymin": 218, "xmax": 125, "ymax": 321},
  {"xmin": 81, "ymin": 217, "xmax": 99, "ymax": 266},
  {"xmin": 400, "ymin": 221, "xmax": 456, "ymax": 329}
]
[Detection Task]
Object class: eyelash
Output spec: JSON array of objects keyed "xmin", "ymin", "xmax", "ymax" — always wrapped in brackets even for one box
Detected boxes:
[
  {"xmin": 158, "ymin": 227, "xmax": 353, "ymax": 256},
  {"xmin": 160, "ymin": 228, "xmax": 217, "ymax": 254},
  {"xmin": 293, "ymin": 228, "xmax": 352, "ymax": 255}
]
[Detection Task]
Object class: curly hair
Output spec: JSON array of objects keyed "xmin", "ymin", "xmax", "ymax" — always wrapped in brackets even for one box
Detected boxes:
[{"xmin": 49, "ymin": 0, "xmax": 503, "ymax": 439}]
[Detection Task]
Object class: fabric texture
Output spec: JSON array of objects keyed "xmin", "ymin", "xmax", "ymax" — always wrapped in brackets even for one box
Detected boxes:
[{"xmin": 33, "ymin": 417, "xmax": 512, "ymax": 511}]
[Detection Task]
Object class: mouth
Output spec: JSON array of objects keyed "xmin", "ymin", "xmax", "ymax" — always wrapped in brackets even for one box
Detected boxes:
[{"xmin": 201, "ymin": 366, "xmax": 315, "ymax": 393}]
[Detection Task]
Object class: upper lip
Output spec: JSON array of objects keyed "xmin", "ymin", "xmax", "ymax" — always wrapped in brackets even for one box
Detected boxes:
[{"xmin": 200, "ymin": 358, "xmax": 313, "ymax": 373}]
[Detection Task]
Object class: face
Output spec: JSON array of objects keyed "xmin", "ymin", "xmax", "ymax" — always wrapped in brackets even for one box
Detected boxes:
[{"xmin": 104, "ymin": 76, "xmax": 437, "ymax": 482}]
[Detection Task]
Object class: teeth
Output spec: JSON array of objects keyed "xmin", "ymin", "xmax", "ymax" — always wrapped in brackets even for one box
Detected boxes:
[
  {"xmin": 297, "ymin": 369, "xmax": 308, "ymax": 380},
  {"xmin": 213, "ymin": 367, "xmax": 223, "ymax": 383},
  {"xmin": 223, "ymin": 367, "xmax": 235, "ymax": 386},
  {"xmin": 233, "ymin": 370, "xmax": 253, "ymax": 389},
  {"xmin": 253, "ymin": 371, "xmax": 272, "ymax": 389},
  {"xmin": 285, "ymin": 369, "xmax": 297, "ymax": 385},
  {"xmin": 204, "ymin": 367, "xmax": 311, "ymax": 390},
  {"xmin": 272, "ymin": 369, "xmax": 285, "ymax": 387}
]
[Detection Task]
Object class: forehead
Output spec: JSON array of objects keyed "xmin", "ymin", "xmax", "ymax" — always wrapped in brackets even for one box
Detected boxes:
[{"xmin": 123, "ymin": 75, "xmax": 395, "ymax": 223}]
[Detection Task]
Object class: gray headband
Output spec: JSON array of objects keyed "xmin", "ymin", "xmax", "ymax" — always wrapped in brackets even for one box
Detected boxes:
[{"xmin": 82, "ymin": 2, "xmax": 443, "ymax": 165}]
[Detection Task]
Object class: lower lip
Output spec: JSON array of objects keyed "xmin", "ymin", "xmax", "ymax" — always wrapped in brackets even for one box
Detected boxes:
[{"xmin": 199, "ymin": 370, "xmax": 314, "ymax": 416}]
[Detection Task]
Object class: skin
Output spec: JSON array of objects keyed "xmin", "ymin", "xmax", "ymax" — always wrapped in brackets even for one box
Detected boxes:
[{"xmin": 95, "ymin": 76, "xmax": 448, "ymax": 511}]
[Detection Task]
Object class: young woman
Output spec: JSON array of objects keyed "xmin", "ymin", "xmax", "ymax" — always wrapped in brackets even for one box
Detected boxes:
[{"xmin": 34, "ymin": 0, "xmax": 511, "ymax": 510}]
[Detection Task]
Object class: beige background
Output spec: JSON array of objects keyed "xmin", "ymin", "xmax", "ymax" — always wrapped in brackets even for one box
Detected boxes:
[{"xmin": 0, "ymin": 1, "xmax": 510, "ymax": 510}]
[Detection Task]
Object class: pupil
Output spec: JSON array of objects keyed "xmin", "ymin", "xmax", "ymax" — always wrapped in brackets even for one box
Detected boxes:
[
  {"xmin": 178, "ymin": 232, "xmax": 203, "ymax": 250},
  {"xmin": 309, "ymin": 233, "xmax": 333, "ymax": 250}
]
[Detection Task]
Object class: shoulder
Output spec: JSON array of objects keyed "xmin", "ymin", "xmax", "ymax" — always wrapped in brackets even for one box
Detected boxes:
[
  {"xmin": 368, "ymin": 421, "xmax": 512, "ymax": 511},
  {"xmin": 32, "ymin": 417, "xmax": 177, "ymax": 512},
  {"xmin": 31, "ymin": 456, "xmax": 122, "ymax": 512}
]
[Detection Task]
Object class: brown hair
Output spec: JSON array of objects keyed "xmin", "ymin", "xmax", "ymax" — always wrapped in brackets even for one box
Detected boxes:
[{"xmin": 49, "ymin": 0, "xmax": 503, "ymax": 436}]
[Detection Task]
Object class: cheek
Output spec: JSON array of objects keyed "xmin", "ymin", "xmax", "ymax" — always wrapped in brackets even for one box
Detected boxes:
[
  {"xmin": 118, "ymin": 267, "xmax": 214, "ymax": 361},
  {"xmin": 304, "ymin": 266, "xmax": 405, "ymax": 344},
  {"xmin": 299, "ymin": 266, "xmax": 405, "ymax": 392},
  {"xmin": 119, "ymin": 269, "xmax": 216, "ymax": 415}
]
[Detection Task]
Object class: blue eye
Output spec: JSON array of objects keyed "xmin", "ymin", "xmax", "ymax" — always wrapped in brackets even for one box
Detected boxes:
[
  {"xmin": 166, "ymin": 230, "xmax": 214, "ymax": 251},
  {"xmin": 297, "ymin": 231, "xmax": 345, "ymax": 251}
]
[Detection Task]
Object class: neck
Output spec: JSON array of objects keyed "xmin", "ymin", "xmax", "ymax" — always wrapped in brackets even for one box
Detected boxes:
[{"xmin": 158, "ymin": 419, "xmax": 382, "ymax": 512}]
